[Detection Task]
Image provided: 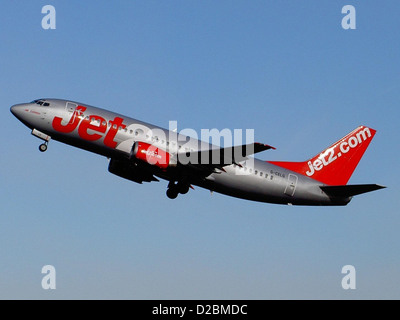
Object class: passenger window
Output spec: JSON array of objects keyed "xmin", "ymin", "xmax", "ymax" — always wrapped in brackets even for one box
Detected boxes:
[{"xmin": 255, "ymin": 170, "xmax": 258, "ymax": 175}]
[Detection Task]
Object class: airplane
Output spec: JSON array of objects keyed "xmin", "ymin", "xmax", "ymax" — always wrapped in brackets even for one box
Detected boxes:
[{"xmin": 10, "ymin": 98, "xmax": 385, "ymax": 206}]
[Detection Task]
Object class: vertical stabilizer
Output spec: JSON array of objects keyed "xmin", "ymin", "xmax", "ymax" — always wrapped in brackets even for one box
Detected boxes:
[{"xmin": 268, "ymin": 126, "xmax": 376, "ymax": 185}]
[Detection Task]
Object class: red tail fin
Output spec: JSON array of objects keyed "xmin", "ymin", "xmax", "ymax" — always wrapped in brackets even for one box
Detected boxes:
[{"xmin": 268, "ymin": 126, "xmax": 376, "ymax": 185}]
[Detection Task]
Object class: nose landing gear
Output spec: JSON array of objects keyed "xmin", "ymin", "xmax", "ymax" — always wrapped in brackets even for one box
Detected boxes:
[
  {"xmin": 31, "ymin": 129, "xmax": 51, "ymax": 153},
  {"xmin": 39, "ymin": 143, "xmax": 48, "ymax": 152}
]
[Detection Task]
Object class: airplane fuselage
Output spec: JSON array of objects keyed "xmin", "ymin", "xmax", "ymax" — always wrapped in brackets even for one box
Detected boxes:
[{"xmin": 12, "ymin": 98, "xmax": 377, "ymax": 206}]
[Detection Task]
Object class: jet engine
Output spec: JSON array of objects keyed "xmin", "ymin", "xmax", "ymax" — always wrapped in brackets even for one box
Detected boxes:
[{"xmin": 131, "ymin": 141, "xmax": 174, "ymax": 169}]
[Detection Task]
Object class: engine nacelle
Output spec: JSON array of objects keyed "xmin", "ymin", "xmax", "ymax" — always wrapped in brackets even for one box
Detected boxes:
[
  {"xmin": 131, "ymin": 141, "xmax": 173, "ymax": 169},
  {"xmin": 108, "ymin": 159, "xmax": 158, "ymax": 184}
]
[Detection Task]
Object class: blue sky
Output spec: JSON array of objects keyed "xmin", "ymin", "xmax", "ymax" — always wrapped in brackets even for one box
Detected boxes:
[{"xmin": 1, "ymin": 1, "xmax": 399, "ymax": 299}]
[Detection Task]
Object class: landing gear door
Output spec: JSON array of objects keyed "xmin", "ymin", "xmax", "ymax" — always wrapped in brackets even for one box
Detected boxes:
[{"xmin": 284, "ymin": 174, "xmax": 298, "ymax": 196}]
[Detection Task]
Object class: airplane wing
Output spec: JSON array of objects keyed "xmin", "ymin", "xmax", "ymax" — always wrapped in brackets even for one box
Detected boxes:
[
  {"xmin": 109, "ymin": 142, "xmax": 275, "ymax": 185},
  {"xmin": 177, "ymin": 142, "xmax": 275, "ymax": 172}
]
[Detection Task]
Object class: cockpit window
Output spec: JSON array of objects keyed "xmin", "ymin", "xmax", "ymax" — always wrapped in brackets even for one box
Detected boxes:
[{"xmin": 31, "ymin": 99, "xmax": 50, "ymax": 106}]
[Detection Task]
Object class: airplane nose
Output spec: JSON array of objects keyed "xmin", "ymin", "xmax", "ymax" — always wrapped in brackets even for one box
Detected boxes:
[
  {"xmin": 10, "ymin": 104, "xmax": 31, "ymax": 123},
  {"xmin": 10, "ymin": 104, "xmax": 26, "ymax": 118}
]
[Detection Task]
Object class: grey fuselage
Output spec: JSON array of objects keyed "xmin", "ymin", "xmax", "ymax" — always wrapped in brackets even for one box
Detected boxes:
[{"xmin": 10, "ymin": 99, "xmax": 349, "ymax": 206}]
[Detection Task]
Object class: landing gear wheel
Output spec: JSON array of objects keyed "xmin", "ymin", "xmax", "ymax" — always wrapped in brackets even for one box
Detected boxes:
[
  {"xmin": 166, "ymin": 188, "xmax": 179, "ymax": 199},
  {"xmin": 178, "ymin": 183, "xmax": 190, "ymax": 194},
  {"xmin": 39, "ymin": 143, "xmax": 47, "ymax": 152}
]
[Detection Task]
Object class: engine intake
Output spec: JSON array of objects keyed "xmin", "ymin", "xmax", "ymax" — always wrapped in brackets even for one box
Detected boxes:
[{"xmin": 131, "ymin": 141, "xmax": 172, "ymax": 169}]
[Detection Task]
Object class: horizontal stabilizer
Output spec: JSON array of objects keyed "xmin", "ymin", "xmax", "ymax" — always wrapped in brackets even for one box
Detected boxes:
[{"xmin": 320, "ymin": 184, "xmax": 386, "ymax": 198}]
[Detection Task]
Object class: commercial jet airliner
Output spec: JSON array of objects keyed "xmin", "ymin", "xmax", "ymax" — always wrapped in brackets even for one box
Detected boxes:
[{"xmin": 11, "ymin": 99, "xmax": 385, "ymax": 205}]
